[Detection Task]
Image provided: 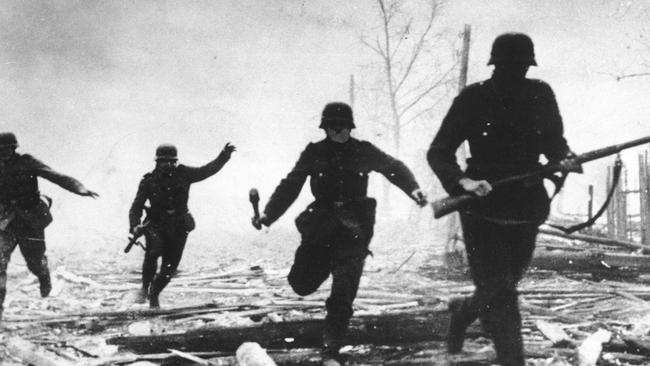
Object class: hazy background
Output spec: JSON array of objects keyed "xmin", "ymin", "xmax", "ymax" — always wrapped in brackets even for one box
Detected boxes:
[{"xmin": 1, "ymin": 0, "xmax": 648, "ymax": 252}]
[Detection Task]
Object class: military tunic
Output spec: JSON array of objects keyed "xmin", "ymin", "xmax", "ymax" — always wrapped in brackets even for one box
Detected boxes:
[
  {"xmin": 129, "ymin": 151, "xmax": 231, "ymax": 299},
  {"xmin": 427, "ymin": 77, "xmax": 571, "ymax": 366},
  {"xmin": 264, "ymin": 137, "xmax": 420, "ymax": 350},
  {"xmin": 0, "ymin": 153, "xmax": 90, "ymax": 314}
]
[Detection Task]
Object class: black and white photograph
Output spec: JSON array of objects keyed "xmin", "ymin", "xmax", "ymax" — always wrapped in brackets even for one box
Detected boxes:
[{"xmin": 0, "ymin": 1, "xmax": 649, "ymax": 365}]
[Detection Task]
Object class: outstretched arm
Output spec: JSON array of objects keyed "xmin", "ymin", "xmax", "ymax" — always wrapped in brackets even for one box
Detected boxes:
[
  {"xmin": 260, "ymin": 145, "xmax": 312, "ymax": 226},
  {"xmin": 366, "ymin": 142, "xmax": 424, "ymax": 205},
  {"xmin": 185, "ymin": 142, "xmax": 236, "ymax": 183},
  {"xmin": 29, "ymin": 155, "xmax": 99, "ymax": 198}
]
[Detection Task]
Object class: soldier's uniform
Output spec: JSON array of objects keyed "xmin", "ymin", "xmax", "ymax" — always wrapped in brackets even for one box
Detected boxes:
[
  {"xmin": 261, "ymin": 103, "xmax": 423, "ymax": 364},
  {"xmin": 428, "ymin": 34, "xmax": 571, "ymax": 366},
  {"xmin": 0, "ymin": 133, "xmax": 97, "ymax": 320},
  {"xmin": 129, "ymin": 144, "xmax": 233, "ymax": 308}
]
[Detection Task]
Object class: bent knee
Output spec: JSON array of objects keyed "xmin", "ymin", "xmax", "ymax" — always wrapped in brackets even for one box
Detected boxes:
[{"xmin": 289, "ymin": 276, "xmax": 319, "ymax": 296}]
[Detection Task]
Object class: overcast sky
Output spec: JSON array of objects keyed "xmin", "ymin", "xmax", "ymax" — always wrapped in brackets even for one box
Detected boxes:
[{"xmin": 1, "ymin": 0, "xmax": 648, "ymax": 239}]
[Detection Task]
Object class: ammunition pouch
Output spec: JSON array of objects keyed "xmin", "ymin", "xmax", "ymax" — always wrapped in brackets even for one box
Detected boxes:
[
  {"xmin": 183, "ymin": 212, "xmax": 196, "ymax": 232},
  {"xmin": 146, "ymin": 210, "xmax": 195, "ymax": 232},
  {"xmin": 295, "ymin": 198, "xmax": 377, "ymax": 248},
  {"xmin": 16, "ymin": 195, "xmax": 53, "ymax": 229}
]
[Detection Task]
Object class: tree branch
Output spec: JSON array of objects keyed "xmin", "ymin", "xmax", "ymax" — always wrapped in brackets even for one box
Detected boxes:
[
  {"xmin": 615, "ymin": 72, "xmax": 650, "ymax": 81},
  {"xmin": 389, "ymin": 19, "xmax": 413, "ymax": 60},
  {"xmin": 398, "ymin": 62, "xmax": 457, "ymax": 117},
  {"xmin": 360, "ymin": 37, "xmax": 385, "ymax": 58},
  {"xmin": 395, "ymin": 0, "xmax": 438, "ymax": 94},
  {"xmin": 399, "ymin": 88, "xmax": 453, "ymax": 129}
]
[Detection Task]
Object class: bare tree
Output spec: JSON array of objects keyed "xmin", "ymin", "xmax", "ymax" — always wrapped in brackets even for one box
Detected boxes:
[
  {"xmin": 606, "ymin": 0, "xmax": 650, "ymax": 81},
  {"xmin": 359, "ymin": 0, "xmax": 458, "ymax": 157}
]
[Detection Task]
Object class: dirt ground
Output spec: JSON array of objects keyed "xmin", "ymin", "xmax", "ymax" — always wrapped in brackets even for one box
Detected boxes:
[{"xmin": 1, "ymin": 213, "xmax": 649, "ymax": 365}]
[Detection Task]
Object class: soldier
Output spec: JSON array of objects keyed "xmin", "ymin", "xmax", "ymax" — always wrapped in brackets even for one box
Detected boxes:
[
  {"xmin": 129, "ymin": 142, "xmax": 235, "ymax": 308},
  {"xmin": 427, "ymin": 33, "xmax": 577, "ymax": 365},
  {"xmin": 252, "ymin": 102, "xmax": 427, "ymax": 366},
  {"xmin": 0, "ymin": 132, "xmax": 98, "ymax": 321}
]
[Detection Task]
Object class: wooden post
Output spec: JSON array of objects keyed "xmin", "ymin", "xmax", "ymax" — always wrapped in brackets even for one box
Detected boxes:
[
  {"xmin": 618, "ymin": 165, "xmax": 628, "ymax": 240},
  {"xmin": 457, "ymin": 24, "xmax": 471, "ymax": 92},
  {"xmin": 587, "ymin": 185, "xmax": 594, "ymax": 220},
  {"xmin": 607, "ymin": 166, "xmax": 615, "ymax": 238},
  {"xmin": 609, "ymin": 162, "xmax": 628, "ymax": 241},
  {"xmin": 643, "ymin": 150, "xmax": 650, "ymax": 246},
  {"xmin": 639, "ymin": 153, "xmax": 648, "ymax": 246}
]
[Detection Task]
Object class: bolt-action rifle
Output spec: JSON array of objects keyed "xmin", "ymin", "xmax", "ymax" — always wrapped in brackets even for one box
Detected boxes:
[{"xmin": 432, "ymin": 135, "xmax": 650, "ymax": 219}]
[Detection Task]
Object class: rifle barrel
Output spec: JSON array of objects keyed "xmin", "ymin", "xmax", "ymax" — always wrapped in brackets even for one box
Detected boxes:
[
  {"xmin": 576, "ymin": 135, "xmax": 650, "ymax": 163},
  {"xmin": 430, "ymin": 135, "xmax": 650, "ymax": 219}
]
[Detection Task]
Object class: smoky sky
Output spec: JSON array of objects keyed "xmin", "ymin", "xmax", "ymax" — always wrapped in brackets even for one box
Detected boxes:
[{"xmin": 0, "ymin": 0, "xmax": 648, "ymax": 242}]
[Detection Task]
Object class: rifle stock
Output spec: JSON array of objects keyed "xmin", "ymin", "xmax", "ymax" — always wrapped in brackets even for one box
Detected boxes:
[
  {"xmin": 432, "ymin": 194, "xmax": 475, "ymax": 219},
  {"xmin": 431, "ymin": 135, "xmax": 650, "ymax": 219}
]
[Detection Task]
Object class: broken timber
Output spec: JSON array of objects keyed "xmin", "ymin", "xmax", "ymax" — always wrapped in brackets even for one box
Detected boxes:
[
  {"xmin": 5, "ymin": 337, "xmax": 77, "ymax": 366},
  {"xmin": 539, "ymin": 227, "xmax": 650, "ymax": 253},
  {"xmin": 532, "ymin": 248, "xmax": 650, "ymax": 272},
  {"xmin": 106, "ymin": 307, "xmax": 481, "ymax": 354}
]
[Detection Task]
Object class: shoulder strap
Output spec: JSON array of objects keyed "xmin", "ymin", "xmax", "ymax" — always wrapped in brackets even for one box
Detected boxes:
[{"xmin": 549, "ymin": 156, "xmax": 623, "ymax": 234}]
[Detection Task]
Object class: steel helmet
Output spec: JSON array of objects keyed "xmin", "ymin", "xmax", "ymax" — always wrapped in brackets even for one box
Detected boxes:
[
  {"xmin": 155, "ymin": 144, "xmax": 178, "ymax": 161},
  {"xmin": 319, "ymin": 102, "xmax": 355, "ymax": 129},
  {"xmin": 488, "ymin": 33, "xmax": 537, "ymax": 66}
]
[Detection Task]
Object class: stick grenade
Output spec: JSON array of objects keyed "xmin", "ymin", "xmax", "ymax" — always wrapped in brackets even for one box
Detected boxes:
[{"xmin": 249, "ymin": 188, "xmax": 261, "ymax": 230}]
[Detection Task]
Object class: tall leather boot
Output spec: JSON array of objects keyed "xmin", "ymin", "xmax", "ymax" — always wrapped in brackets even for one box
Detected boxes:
[
  {"xmin": 484, "ymin": 292, "xmax": 525, "ymax": 366},
  {"xmin": 321, "ymin": 321, "xmax": 345, "ymax": 366},
  {"xmin": 148, "ymin": 274, "xmax": 171, "ymax": 309},
  {"xmin": 136, "ymin": 256, "xmax": 157, "ymax": 304},
  {"xmin": 447, "ymin": 296, "xmax": 478, "ymax": 354},
  {"xmin": 38, "ymin": 270, "xmax": 52, "ymax": 298}
]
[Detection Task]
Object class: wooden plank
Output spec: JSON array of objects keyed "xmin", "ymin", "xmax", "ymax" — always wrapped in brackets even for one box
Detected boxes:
[
  {"xmin": 5, "ymin": 337, "xmax": 77, "ymax": 366},
  {"xmin": 535, "ymin": 320, "xmax": 573, "ymax": 346},
  {"xmin": 575, "ymin": 329, "xmax": 611, "ymax": 366},
  {"xmin": 538, "ymin": 227, "xmax": 650, "ymax": 253},
  {"xmin": 531, "ymin": 249, "xmax": 650, "ymax": 271},
  {"xmin": 236, "ymin": 342, "xmax": 277, "ymax": 366},
  {"xmin": 106, "ymin": 307, "xmax": 481, "ymax": 354}
]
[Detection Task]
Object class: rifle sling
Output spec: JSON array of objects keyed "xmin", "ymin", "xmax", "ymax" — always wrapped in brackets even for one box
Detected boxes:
[{"xmin": 548, "ymin": 157, "xmax": 622, "ymax": 234}]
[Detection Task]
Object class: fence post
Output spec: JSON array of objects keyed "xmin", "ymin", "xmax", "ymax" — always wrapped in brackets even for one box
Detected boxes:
[{"xmin": 607, "ymin": 166, "xmax": 615, "ymax": 238}]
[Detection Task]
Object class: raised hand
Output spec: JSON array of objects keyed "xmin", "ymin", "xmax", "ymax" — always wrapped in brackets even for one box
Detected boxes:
[{"xmin": 222, "ymin": 142, "xmax": 236, "ymax": 158}]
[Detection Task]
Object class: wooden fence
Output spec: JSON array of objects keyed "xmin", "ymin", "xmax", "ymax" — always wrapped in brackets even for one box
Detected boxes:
[{"xmin": 605, "ymin": 150, "xmax": 650, "ymax": 245}]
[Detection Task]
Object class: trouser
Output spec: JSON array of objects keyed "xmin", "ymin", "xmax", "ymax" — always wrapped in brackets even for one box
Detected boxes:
[
  {"xmin": 288, "ymin": 222, "xmax": 370, "ymax": 353},
  {"xmin": 141, "ymin": 219, "xmax": 188, "ymax": 298},
  {"xmin": 0, "ymin": 217, "xmax": 48, "ymax": 315},
  {"xmin": 458, "ymin": 213, "xmax": 538, "ymax": 366}
]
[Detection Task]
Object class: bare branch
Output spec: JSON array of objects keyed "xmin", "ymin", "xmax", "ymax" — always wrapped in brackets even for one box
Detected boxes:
[
  {"xmin": 615, "ymin": 72, "xmax": 650, "ymax": 81},
  {"xmin": 360, "ymin": 37, "xmax": 385, "ymax": 57},
  {"xmin": 398, "ymin": 62, "xmax": 457, "ymax": 117},
  {"xmin": 394, "ymin": 0, "xmax": 438, "ymax": 94},
  {"xmin": 399, "ymin": 88, "xmax": 454, "ymax": 129},
  {"xmin": 390, "ymin": 19, "xmax": 413, "ymax": 60}
]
